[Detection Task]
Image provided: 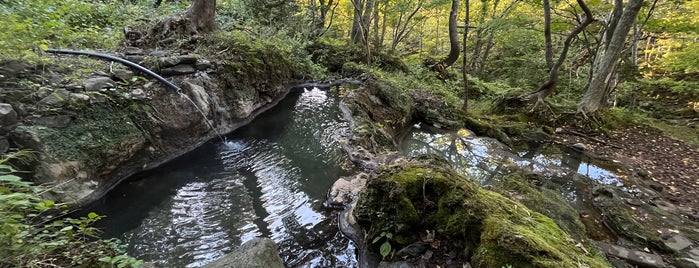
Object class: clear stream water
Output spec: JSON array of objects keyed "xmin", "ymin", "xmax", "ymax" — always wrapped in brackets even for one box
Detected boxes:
[
  {"xmin": 85, "ymin": 88, "xmax": 356, "ymax": 267},
  {"xmin": 85, "ymin": 90, "xmax": 626, "ymax": 267},
  {"xmin": 400, "ymin": 125, "xmax": 624, "ymax": 242}
]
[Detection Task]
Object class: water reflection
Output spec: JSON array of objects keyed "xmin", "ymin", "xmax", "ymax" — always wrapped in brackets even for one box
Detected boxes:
[
  {"xmin": 85, "ymin": 88, "xmax": 356, "ymax": 267},
  {"xmin": 401, "ymin": 126, "xmax": 623, "ymax": 242},
  {"xmin": 401, "ymin": 126, "xmax": 625, "ymax": 187}
]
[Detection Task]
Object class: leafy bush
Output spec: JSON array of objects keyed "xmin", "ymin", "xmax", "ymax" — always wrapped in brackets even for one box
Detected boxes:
[
  {"xmin": 0, "ymin": 152, "xmax": 142, "ymax": 268},
  {"xmin": 0, "ymin": 0, "xmax": 154, "ymax": 60}
]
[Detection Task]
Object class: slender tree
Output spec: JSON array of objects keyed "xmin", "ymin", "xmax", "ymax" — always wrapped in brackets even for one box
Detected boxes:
[
  {"xmin": 439, "ymin": 0, "xmax": 461, "ymax": 68},
  {"xmin": 543, "ymin": 0, "xmax": 553, "ymax": 70},
  {"xmin": 579, "ymin": 0, "xmax": 644, "ymax": 114},
  {"xmin": 526, "ymin": 0, "xmax": 594, "ymax": 108},
  {"xmin": 462, "ymin": 0, "xmax": 470, "ymax": 111}
]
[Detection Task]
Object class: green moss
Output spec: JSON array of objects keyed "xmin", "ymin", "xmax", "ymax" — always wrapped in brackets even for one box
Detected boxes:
[
  {"xmin": 646, "ymin": 118, "xmax": 699, "ymax": 146},
  {"xmin": 463, "ymin": 117, "xmax": 513, "ymax": 146},
  {"xmin": 355, "ymin": 158, "xmax": 611, "ymax": 267},
  {"xmin": 29, "ymin": 105, "xmax": 143, "ymax": 167},
  {"xmin": 491, "ymin": 173, "xmax": 587, "ymax": 240}
]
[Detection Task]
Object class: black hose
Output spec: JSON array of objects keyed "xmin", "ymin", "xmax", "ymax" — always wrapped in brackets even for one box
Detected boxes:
[{"xmin": 46, "ymin": 49, "xmax": 181, "ymax": 92}]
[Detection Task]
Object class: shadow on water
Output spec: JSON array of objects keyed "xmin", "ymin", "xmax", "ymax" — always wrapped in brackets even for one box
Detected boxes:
[
  {"xmin": 82, "ymin": 88, "xmax": 357, "ymax": 267},
  {"xmin": 400, "ymin": 125, "xmax": 621, "ymax": 243}
]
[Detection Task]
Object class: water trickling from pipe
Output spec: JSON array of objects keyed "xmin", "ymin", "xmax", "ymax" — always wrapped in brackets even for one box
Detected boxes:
[{"xmin": 177, "ymin": 91, "xmax": 226, "ymax": 143}]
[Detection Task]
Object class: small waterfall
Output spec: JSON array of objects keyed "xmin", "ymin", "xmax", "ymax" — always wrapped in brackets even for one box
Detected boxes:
[{"xmin": 178, "ymin": 90, "xmax": 225, "ymax": 142}]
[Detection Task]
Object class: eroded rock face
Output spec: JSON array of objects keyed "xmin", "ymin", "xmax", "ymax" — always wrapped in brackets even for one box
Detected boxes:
[
  {"xmin": 5, "ymin": 47, "xmax": 296, "ymax": 205},
  {"xmin": 354, "ymin": 156, "xmax": 612, "ymax": 268}
]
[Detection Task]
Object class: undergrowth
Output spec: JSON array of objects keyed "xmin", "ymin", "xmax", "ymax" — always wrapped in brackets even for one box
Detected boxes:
[{"xmin": 0, "ymin": 151, "xmax": 142, "ymax": 268}]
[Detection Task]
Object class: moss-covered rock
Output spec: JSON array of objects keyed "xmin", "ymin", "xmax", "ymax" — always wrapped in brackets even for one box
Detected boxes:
[
  {"xmin": 490, "ymin": 173, "xmax": 587, "ymax": 241},
  {"xmin": 340, "ymin": 67, "xmax": 415, "ymax": 150},
  {"xmin": 355, "ymin": 156, "xmax": 611, "ymax": 267},
  {"xmin": 462, "ymin": 116, "xmax": 513, "ymax": 146}
]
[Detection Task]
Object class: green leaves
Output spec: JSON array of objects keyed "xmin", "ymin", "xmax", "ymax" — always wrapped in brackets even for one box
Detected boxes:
[
  {"xmin": 380, "ymin": 241, "xmax": 392, "ymax": 258},
  {"xmin": 372, "ymin": 231, "xmax": 394, "ymax": 258},
  {"xmin": 0, "ymin": 151, "xmax": 141, "ymax": 267}
]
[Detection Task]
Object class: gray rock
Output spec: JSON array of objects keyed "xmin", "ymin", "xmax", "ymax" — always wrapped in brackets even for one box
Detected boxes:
[
  {"xmin": 679, "ymin": 258, "xmax": 699, "ymax": 268},
  {"xmin": 0, "ymin": 136, "xmax": 9, "ymax": 153},
  {"xmin": 159, "ymin": 55, "xmax": 198, "ymax": 68},
  {"xmin": 597, "ymin": 242, "xmax": 667, "ymax": 268},
  {"xmin": 112, "ymin": 69, "xmax": 134, "ymax": 82},
  {"xmin": 688, "ymin": 248, "xmax": 699, "ymax": 259},
  {"xmin": 195, "ymin": 59, "xmax": 212, "ymax": 70},
  {"xmin": 123, "ymin": 46, "xmax": 143, "ymax": 55},
  {"xmin": 327, "ymin": 173, "xmax": 368, "ymax": 206},
  {"xmin": 84, "ymin": 77, "xmax": 115, "ymax": 92},
  {"xmin": 378, "ymin": 261, "xmax": 415, "ymax": 268},
  {"xmin": 124, "ymin": 55, "xmax": 145, "ymax": 64},
  {"xmin": 33, "ymin": 115, "xmax": 72, "ymax": 129},
  {"xmin": 130, "ymin": 89, "xmax": 148, "ymax": 100},
  {"xmin": 663, "ymin": 234, "xmax": 693, "ymax": 251},
  {"xmin": 161, "ymin": 65, "xmax": 196, "ymax": 76},
  {"xmin": 0, "ymin": 103, "xmax": 18, "ymax": 127},
  {"xmin": 396, "ymin": 242, "xmax": 428, "ymax": 259},
  {"xmin": 39, "ymin": 89, "xmax": 71, "ymax": 106},
  {"xmin": 572, "ymin": 143, "xmax": 589, "ymax": 151},
  {"xmin": 70, "ymin": 93, "xmax": 90, "ymax": 104},
  {"xmin": 0, "ymin": 60, "xmax": 29, "ymax": 78},
  {"xmin": 149, "ymin": 50, "xmax": 168, "ymax": 57},
  {"xmin": 202, "ymin": 237, "xmax": 283, "ymax": 268},
  {"xmin": 65, "ymin": 83, "xmax": 83, "ymax": 91}
]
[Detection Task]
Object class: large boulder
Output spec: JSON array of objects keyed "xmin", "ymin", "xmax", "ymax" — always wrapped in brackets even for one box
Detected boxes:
[
  {"xmin": 202, "ymin": 237, "xmax": 284, "ymax": 268},
  {"xmin": 354, "ymin": 155, "xmax": 611, "ymax": 268}
]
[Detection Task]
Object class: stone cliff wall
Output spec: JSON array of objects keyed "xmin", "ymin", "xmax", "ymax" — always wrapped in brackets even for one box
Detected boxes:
[{"xmin": 0, "ymin": 44, "xmax": 298, "ymax": 206}]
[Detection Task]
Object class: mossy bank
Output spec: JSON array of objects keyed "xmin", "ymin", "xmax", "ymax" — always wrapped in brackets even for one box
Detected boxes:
[{"xmin": 1, "ymin": 30, "xmax": 309, "ymax": 206}]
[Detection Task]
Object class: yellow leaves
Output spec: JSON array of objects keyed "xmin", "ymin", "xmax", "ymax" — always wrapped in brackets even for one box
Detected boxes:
[{"xmin": 457, "ymin": 128, "xmax": 472, "ymax": 137}]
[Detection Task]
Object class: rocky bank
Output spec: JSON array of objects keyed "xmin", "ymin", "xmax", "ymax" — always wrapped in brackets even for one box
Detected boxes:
[{"xmin": 0, "ymin": 33, "xmax": 301, "ymax": 207}]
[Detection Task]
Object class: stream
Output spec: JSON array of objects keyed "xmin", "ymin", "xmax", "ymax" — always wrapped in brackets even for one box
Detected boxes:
[
  {"xmin": 400, "ymin": 125, "xmax": 624, "ymax": 242},
  {"xmin": 85, "ymin": 88, "xmax": 356, "ymax": 267},
  {"xmin": 85, "ymin": 89, "xmax": 629, "ymax": 267}
]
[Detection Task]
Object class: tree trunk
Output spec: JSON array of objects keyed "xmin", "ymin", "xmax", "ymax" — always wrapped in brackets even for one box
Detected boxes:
[
  {"xmin": 350, "ymin": 0, "xmax": 364, "ymax": 43},
  {"xmin": 579, "ymin": 0, "xmax": 644, "ymax": 114},
  {"xmin": 462, "ymin": 0, "xmax": 470, "ymax": 111},
  {"xmin": 527, "ymin": 0, "xmax": 594, "ymax": 107},
  {"xmin": 184, "ymin": 0, "xmax": 217, "ymax": 33},
  {"xmin": 543, "ymin": 0, "xmax": 553, "ymax": 70},
  {"xmin": 147, "ymin": 0, "xmax": 217, "ymax": 42},
  {"xmin": 372, "ymin": 0, "xmax": 381, "ymax": 48},
  {"xmin": 439, "ymin": 0, "xmax": 461, "ymax": 67}
]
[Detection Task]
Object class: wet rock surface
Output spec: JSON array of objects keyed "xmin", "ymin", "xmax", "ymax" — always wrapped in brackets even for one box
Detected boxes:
[
  {"xmin": 201, "ymin": 237, "xmax": 284, "ymax": 268},
  {"xmin": 1, "ymin": 45, "xmax": 297, "ymax": 206},
  {"xmin": 332, "ymin": 71, "xmax": 699, "ymax": 267},
  {"xmin": 597, "ymin": 242, "xmax": 667, "ymax": 268}
]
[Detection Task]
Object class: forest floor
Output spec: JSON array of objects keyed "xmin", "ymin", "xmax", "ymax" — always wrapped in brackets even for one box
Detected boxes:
[{"xmin": 554, "ymin": 125, "xmax": 699, "ymax": 220}]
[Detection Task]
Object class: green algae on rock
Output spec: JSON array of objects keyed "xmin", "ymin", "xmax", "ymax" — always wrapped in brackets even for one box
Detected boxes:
[{"xmin": 354, "ymin": 155, "xmax": 611, "ymax": 267}]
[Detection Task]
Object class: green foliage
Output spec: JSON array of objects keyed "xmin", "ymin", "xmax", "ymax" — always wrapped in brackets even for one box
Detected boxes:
[
  {"xmin": 0, "ymin": 152, "xmax": 142, "ymax": 268},
  {"xmin": 0, "ymin": 0, "xmax": 158, "ymax": 60},
  {"xmin": 371, "ymin": 230, "xmax": 394, "ymax": 258},
  {"xmin": 661, "ymin": 43, "xmax": 699, "ymax": 75},
  {"xmin": 598, "ymin": 107, "xmax": 645, "ymax": 130}
]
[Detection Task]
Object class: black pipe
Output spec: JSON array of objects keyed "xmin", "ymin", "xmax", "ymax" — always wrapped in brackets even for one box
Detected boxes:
[{"xmin": 46, "ymin": 49, "xmax": 181, "ymax": 92}]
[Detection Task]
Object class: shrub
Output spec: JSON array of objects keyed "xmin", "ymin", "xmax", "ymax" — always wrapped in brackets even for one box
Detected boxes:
[{"xmin": 0, "ymin": 151, "xmax": 142, "ymax": 268}]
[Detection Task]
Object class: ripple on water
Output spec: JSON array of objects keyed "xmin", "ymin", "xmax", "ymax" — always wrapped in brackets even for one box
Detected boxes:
[{"xmin": 87, "ymin": 88, "xmax": 356, "ymax": 267}]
